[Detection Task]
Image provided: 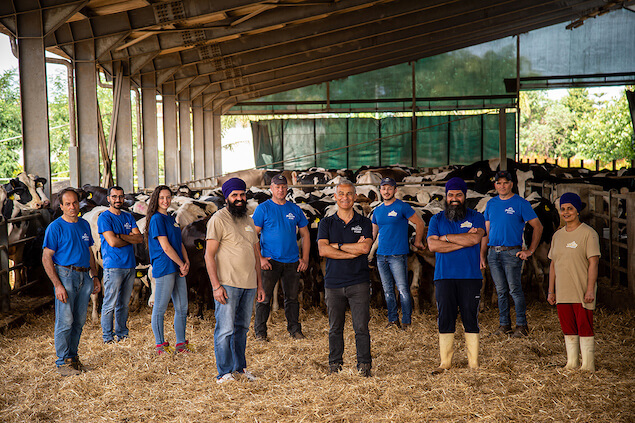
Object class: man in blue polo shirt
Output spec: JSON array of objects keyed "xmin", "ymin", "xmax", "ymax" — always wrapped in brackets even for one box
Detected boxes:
[
  {"xmin": 372, "ymin": 177, "xmax": 425, "ymax": 330},
  {"xmin": 427, "ymin": 177, "xmax": 485, "ymax": 375},
  {"xmin": 480, "ymin": 170, "xmax": 543, "ymax": 338},
  {"xmin": 42, "ymin": 188, "xmax": 101, "ymax": 376},
  {"xmin": 98, "ymin": 186, "xmax": 143, "ymax": 344},
  {"xmin": 253, "ymin": 174, "xmax": 310, "ymax": 340},
  {"xmin": 318, "ymin": 181, "xmax": 373, "ymax": 377}
]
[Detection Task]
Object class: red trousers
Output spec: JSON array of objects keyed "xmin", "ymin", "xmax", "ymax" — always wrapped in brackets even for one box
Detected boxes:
[{"xmin": 557, "ymin": 303, "xmax": 594, "ymax": 337}]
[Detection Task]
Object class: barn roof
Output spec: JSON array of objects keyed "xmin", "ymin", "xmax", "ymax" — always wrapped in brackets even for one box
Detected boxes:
[{"xmin": 1, "ymin": 0, "xmax": 633, "ymax": 112}]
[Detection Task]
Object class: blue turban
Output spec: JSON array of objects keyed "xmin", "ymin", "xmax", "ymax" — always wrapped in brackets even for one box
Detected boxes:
[
  {"xmin": 222, "ymin": 177, "xmax": 247, "ymax": 199},
  {"xmin": 445, "ymin": 177, "xmax": 467, "ymax": 195},
  {"xmin": 560, "ymin": 192, "xmax": 583, "ymax": 212}
]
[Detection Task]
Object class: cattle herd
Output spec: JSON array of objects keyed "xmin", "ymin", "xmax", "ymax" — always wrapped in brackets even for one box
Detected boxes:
[{"xmin": 2, "ymin": 158, "xmax": 633, "ymax": 318}]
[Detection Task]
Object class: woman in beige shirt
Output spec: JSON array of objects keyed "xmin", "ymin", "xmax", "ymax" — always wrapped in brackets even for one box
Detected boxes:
[{"xmin": 547, "ymin": 192, "xmax": 600, "ymax": 371}]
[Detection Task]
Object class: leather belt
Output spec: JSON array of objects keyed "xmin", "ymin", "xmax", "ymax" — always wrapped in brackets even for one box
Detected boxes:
[
  {"xmin": 58, "ymin": 264, "xmax": 90, "ymax": 272},
  {"xmin": 492, "ymin": 246, "xmax": 521, "ymax": 252}
]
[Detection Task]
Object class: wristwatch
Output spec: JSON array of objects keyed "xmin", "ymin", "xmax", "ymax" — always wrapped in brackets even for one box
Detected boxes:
[{"xmin": 338, "ymin": 243, "xmax": 343, "ymax": 250}]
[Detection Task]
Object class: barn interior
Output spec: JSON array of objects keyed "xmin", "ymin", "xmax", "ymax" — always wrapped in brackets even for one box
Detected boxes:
[{"xmin": 1, "ymin": 1, "xmax": 635, "ymax": 421}]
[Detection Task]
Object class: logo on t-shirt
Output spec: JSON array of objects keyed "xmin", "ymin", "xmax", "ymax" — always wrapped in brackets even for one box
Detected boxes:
[
  {"xmin": 124, "ymin": 222, "xmax": 132, "ymax": 231},
  {"xmin": 286, "ymin": 213, "xmax": 295, "ymax": 220},
  {"xmin": 82, "ymin": 233, "xmax": 90, "ymax": 242},
  {"xmin": 245, "ymin": 226, "xmax": 254, "ymax": 232},
  {"xmin": 173, "ymin": 222, "xmax": 180, "ymax": 228},
  {"xmin": 351, "ymin": 225, "xmax": 363, "ymax": 234},
  {"xmin": 505, "ymin": 207, "xmax": 515, "ymax": 215},
  {"xmin": 388, "ymin": 210, "xmax": 398, "ymax": 217},
  {"xmin": 460, "ymin": 221, "xmax": 473, "ymax": 229},
  {"xmin": 566, "ymin": 241, "xmax": 578, "ymax": 249}
]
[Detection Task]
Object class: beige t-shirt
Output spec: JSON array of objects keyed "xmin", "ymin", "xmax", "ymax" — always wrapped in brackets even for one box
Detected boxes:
[
  {"xmin": 548, "ymin": 223, "xmax": 601, "ymax": 310},
  {"xmin": 206, "ymin": 208, "xmax": 258, "ymax": 289}
]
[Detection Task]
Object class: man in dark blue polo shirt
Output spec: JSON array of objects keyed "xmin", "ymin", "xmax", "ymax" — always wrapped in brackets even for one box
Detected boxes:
[{"xmin": 317, "ymin": 181, "xmax": 373, "ymax": 377}]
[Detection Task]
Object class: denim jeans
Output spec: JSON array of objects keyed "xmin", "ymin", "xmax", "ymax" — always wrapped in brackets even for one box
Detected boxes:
[
  {"xmin": 376, "ymin": 254, "xmax": 412, "ymax": 325},
  {"xmin": 101, "ymin": 267, "xmax": 135, "ymax": 342},
  {"xmin": 325, "ymin": 282, "xmax": 371, "ymax": 367},
  {"xmin": 214, "ymin": 285, "xmax": 257, "ymax": 378},
  {"xmin": 54, "ymin": 265, "xmax": 94, "ymax": 366},
  {"xmin": 151, "ymin": 272, "xmax": 188, "ymax": 346},
  {"xmin": 487, "ymin": 248, "xmax": 527, "ymax": 326},
  {"xmin": 254, "ymin": 260, "xmax": 301, "ymax": 337}
]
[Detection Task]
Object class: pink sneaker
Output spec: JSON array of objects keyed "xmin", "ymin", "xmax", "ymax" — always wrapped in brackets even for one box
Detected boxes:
[
  {"xmin": 156, "ymin": 342, "xmax": 173, "ymax": 355},
  {"xmin": 175, "ymin": 340, "xmax": 193, "ymax": 353}
]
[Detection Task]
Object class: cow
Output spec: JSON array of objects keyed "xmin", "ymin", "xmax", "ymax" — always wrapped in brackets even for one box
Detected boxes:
[{"xmin": 217, "ymin": 169, "xmax": 266, "ymax": 188}]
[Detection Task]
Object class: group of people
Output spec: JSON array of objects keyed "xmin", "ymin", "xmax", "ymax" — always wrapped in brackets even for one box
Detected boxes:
[{"xmin": 42, "ymin": 170, "xmax": 601, "ymax": 379}]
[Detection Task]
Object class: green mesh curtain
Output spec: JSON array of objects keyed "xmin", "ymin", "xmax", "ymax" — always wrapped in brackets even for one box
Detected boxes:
[
  {"xmin": 348, "ymin": 119, "xmax": 380, "ymax": 168},
  {"xmin": 316, "ymin": 118, "xmax": 347, "ymax": 168},
  {"xmin": 381, "ymin": 117, "xmax": 412, "ymax": 166}
]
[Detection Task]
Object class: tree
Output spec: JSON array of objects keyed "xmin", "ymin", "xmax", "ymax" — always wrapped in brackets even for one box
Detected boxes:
[{"xmin": 0, "ymin": 69, "xmax": 23, "ymax": 178}]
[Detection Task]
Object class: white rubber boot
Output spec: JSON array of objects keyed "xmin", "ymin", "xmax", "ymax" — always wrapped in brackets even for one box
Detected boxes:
[
  {"xmin": 464, "ymin": 332, "xmax": 479, "ymax": 369},
  {"xmin": 432, "ymin": 333, "xmax": 454, "ymax": 375},
  {"xmin": 563, "ymin": 335, "xmax": 580, "ymax": 369},
  {"xmin": 579, "ymin": 336, "xmax": 595, "ymax": 371}
]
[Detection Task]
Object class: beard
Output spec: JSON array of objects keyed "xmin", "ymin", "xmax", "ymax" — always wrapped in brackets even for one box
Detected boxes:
[
  {"xmin": 444, "ymin": 199, "xmax": 467, "ymax": 222},
  {"xmin": 227, "ymin": 199, "xmax": 248, "ymax": 218}
]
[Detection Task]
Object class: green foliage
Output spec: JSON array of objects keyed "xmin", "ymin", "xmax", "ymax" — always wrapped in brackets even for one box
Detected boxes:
[
  {"xmin": 520, "ymin": 87, "xmax": 634, "ymax": 161},
  {"xmin": 0, "ymin": 69, "xmax": 23, "ymax": 178}
]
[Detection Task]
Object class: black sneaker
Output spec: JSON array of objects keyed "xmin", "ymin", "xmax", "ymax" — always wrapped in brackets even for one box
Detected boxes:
[
  {"xmin": 385, "ymin": 321, "xmax": 401, "ymax": 329},
  {"xmin": 358, "ymin": 362, "xmax": 372, "ymax": 377},
  {"xmin": 328, "ymin": 363, "xmax": 342, "ymax": 374},
  {"xmin": 511, "ymin": 325, "xmax": 529, "ymax": 338},
  {"xmin": 493, "ymin": 325, "xmax": 513, "ymax": 336}
]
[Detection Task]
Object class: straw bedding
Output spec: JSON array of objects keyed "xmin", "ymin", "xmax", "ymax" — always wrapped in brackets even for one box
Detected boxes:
[{"xmin": 0, "ymin": 302, "xmax": 633, "ymax": 422}]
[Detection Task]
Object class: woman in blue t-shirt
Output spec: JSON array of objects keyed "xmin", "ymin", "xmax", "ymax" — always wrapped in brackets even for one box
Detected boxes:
[{"xmin": 144, "ymin": 185, "xmax": 191, "ymax": 354}]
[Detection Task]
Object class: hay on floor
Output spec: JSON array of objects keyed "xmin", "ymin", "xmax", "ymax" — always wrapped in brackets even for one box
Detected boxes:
[{"xmin": 0, "ymin": 303, "xmax": 633, "ymax": 422}]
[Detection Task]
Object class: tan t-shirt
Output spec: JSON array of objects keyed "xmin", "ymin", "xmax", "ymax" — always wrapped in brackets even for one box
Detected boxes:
[
  {"xmin": 206, "ymin": 208, "xmax": 258, "ymax": 289},
  {"xmin": 548, "ymin": 223, "xmax": 601, "ymax": 310}
]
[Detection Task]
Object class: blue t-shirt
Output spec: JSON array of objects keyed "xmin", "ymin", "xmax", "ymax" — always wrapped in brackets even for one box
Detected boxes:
[
  {"xmin": 148, "ymin": 212, "xmax": 184, "ymax": 278},
  {"xmin": 317, "ymin": 212, "xmax": 372, "ymax": 289},
  {"xmin": 371, "ymin": 199, "xmax": 415, "ymax": 256},
  {"xmin": 98, "ymin": 209, "xmax": 138, "ymax": 269},
  {"xmin": 484, "ymin": 194, "xmax": 538, "ymax": 247},
  {"xmin": 427, "ymin": 208, "xmax": 485, "ymax": 281},
  {"xmin": 253, "ymin": 199, "xmax": 308, "ymax": 263},
  {"xmin": 43, "ymin": 217, "xmax": 93, "ymax": 268}
]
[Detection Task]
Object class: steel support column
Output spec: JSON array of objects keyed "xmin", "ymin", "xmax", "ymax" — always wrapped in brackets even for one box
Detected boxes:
[
  {"xmin": 192, "ymin": 97, "xmax": 205, "ymax": 180},
  {"xmin": 203, "ymin": 108, "xmax": 215, "ymax": 177},
  {"xmin": 141, "ymin": 74, "xmax": 158, "ymax": 188},
  {"xmin": 499, "ymin": 108, "xmax": 507, "ymax": 171},
  {"xmin": 17, "ymin": 11, "xmax": 51, "ymax": 197},
  {"xmin": 115, "ymin": 74, "xmax": 134, "ymax": 192},
  {"xmin": 74, "ymin": 40, "xmax": 100, "ymax": 187},
  {"xmin": 163, "ymin": 83, "xmax": 179, "ymax": 185},
  {"xmin": 213, "ymin": 113, "xmax": 223, "ymax": 175},
  {"xmin": 179, "ymin": 95, "xmax": 192, "ymax": 182}
]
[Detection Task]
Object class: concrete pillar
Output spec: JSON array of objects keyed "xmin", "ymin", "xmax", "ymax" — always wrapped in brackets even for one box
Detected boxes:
[
  {"xmin": 179, "ymin": 96, "xmax": 192, "ymax": 182},
  {"xmin": 163, "ymin": 83, "xmax": 179, "ymax": 185},
  {"xmin": 115, "ymin": 73, "xmax": 134, "ymax": 192},
  {"xmin": 17, "ymin": 11, "xmax": 51, "ymax": 197},
  {"xmin": 141, "ymin": 74, "xmax": 158, "ymax": 188},
  {"xmin": 213, "ymin": 113, "xmax": 223, "ymax": 175},
  {"xmin": 192, "ymin": 97, "xmax": 205, "ymax": 180},
  {"xmin": 203, "ymin": 109, "xmax": 215, "ymax": 177},
  {"xmin": 499, "ymin": 108, "xmax": 507, "ymax": 171},
  {"xmin": 74, "ymin": 41, "xmax": 100, "ymax": 187}
]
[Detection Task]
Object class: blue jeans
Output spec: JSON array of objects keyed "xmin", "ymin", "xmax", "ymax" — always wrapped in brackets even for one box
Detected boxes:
[
  {"xmin": 377, "ymin": 254, "xmax": 412, "ymax": 325},
  {"xmin": 325, "ymin": 282, "xmax": 371, "ymax": 367},
  {"xmin": 488, "ymin": 248, "xmax": 527, "ymax": 326},
  {"xmin": 54, "ymin": 266, "xmax": 94, "ymax": 366},
  {"xmin": 101, "ymin": 267, "xmax": 135, "ymax": 342},
  {"xmin": 151, "ymin": 272, "xmax": 188, "ymax": 346},
  {"xmin": 214, "ymin": 285, "xmax": 257, "ymax": 378}
]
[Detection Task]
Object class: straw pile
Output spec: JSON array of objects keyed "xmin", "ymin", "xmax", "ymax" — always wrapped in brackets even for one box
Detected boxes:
[{"xmin": 0, "ymin": 302, "xmax": 633, "ymax": 422}]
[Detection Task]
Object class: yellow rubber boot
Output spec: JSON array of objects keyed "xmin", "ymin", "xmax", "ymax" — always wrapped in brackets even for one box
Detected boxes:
[
  {"xmin": 579, "ymin": 336, "xmax": 595, "ymax": 371},
  {"xmin": 564, "ymin": 335, "xmax": 580, "ymax": 369},
  {"xmin": 431, "ymin": 333, "xmax": 454, "ymax": 375},
  {"xmin": 464, "ymin": 332, "xmax": 479, "ymax": 369}
]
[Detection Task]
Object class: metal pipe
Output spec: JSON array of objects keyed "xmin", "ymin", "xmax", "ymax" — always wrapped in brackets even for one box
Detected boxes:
[
  {"xmin": 97, "ymin": 69, "xmax": 113, "ymax": 89},
  {"xmin": 45, "ymin": 57, "xmax": 76, "ymax": 148}
]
